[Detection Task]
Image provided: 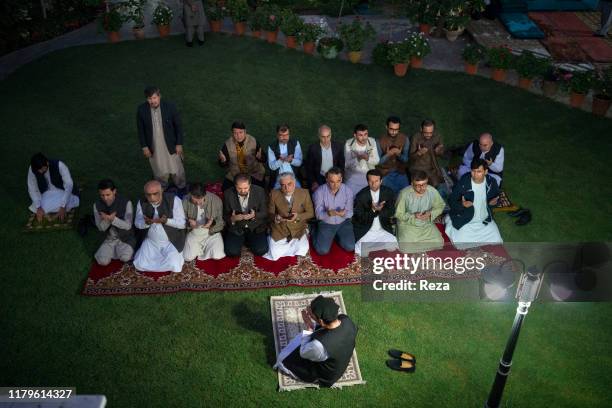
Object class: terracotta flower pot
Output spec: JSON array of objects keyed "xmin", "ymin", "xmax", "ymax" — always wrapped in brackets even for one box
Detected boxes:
[
  {"xmin": 542, "ymin": 80, "xmax": 558, "ymax": 97},
  {"xmin": 286, "ymin": 35, "xmax": 297, "ymax": 49},
  {"xmin": 157, "ymin": 24, "xmax": 170, "ymax": 38},
  {"xmin": 132, "ymin": 27, "xmax": 145, "ymax": 40},
  {"xmin": 394, "ymin": 63, "xmax": 409, "ymax": 77},
  {"xmin": 251, "ymin": 30, "xmax": 261, "ymax": 38},
  {"xmin": 491, "ymin": 68, "xmax": 506, "ymax": 82},
  {"xmin": 592, "ymin": 94, "xmax": 611, "ymax": 116},
  {"xmin": 569, "ymin": 92, "xmax": 586, "ymax": 108},
  {"xmin": 464, "ymin": 62, "xmax": 478, "ymax": 75},
  {"xmin": 348, "ymin": 51, "xmax": 362, "ymax": 63},
  {"xmin": 518, "ymin": 77, "xmax": 533, "ymax": 90},
  {"xmin": 266, "ymin": 30, "xmax": 278, "ymax": 44},
  {"xmin": 210, "ymin": 20, "xmax": 222, "ymax": 33},
  {"xmin": 234, "ymin": 22, "xmax": 246, "ymax": 36},
  {"xmin": 418, "ymin": 23, "xmax": 431, "ymax": 36},
  {"xmin": 107, "ymin": 31, "xmax": 120, "ymax": 43},
  {"xmin": 410, "ymin": 56, "xmax": 423, "ymax": 69},
  {"xmin": 303, "ymin": 41, "xmax": 315, "ymax": 55}
]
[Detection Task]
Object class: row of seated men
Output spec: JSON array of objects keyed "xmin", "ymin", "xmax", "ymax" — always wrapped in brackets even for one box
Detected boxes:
[{"xmin": 27, "ymin": 151, "xmax": 503, "ymax": 272}]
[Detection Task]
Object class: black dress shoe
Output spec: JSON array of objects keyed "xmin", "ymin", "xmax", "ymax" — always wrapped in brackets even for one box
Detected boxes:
[
  {"xmin": 516, "ymin": 210, "xmax": 532, "ymax": 226},
  {"xmin": 198, "ymin": 39, "xmax": 205, "ymax": 46},
  {"xmin": 388, "ymin": 349, "xmax": 416, "ymax": 363},
  {"xmin": 186, "ymin": 41, "xmax": 193, "ymax": 47},
  {"xmin": 386, "ymin": 359, "xmax": 416, "ymax": 373},
  {"xmin": 508, "ymin": 208, "xmax": 528, "ymax": 217}
]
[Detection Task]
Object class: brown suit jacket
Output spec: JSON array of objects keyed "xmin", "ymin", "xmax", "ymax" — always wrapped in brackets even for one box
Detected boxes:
[{"xmin": 268, "ymin": 188, "xmax": 314, "ymax": 241}]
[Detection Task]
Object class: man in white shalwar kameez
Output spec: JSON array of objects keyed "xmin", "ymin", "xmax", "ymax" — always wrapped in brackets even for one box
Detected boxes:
[
  {"xmin": 344, "ymin": 124, "xmax": 380, "ymax": 199},
  {"xmin": 134, "ymin": 181, "xmax": 186, "ymax": 272},
  {"xmin": 182, "ymin": 182, "xmax": 225, "ymax": 261},
  {"xmin": 27, "ymin": 153, "xmax": 79, "ymax": 222}
]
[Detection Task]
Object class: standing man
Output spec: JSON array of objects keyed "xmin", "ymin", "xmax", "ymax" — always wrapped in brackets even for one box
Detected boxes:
[
  {"xmin": 134, "ymin": 180, "xmax": 186, "ymax": 272},
  {"xmin": 264, "ymin": 173, "xmax": 314, "ymax": 260},
  {"xmin": 458, "ymin": 133, "xmax": 504, "ymax": 187},
  {"xmin": 267, "ymin": 124, "xmax": 304, "ymax": 189},
  {"xmin": 184, "ymin": 0, "xmax": 206, "ymax": 46},
  {"xmin": 409, "ymin": 119, "xmax": 449, "ymax": 197},
  {"xmin": 352, "ymin": 169, "xmax": 398, "ymax": 256},
  {"xmin": 223, "ymin": 174, "xmax": 269, "ymax": 257},
  {"xmin": 136, "ymin": 86, "xmax": 186, "ymax": 193},
  {"xmin": 93, "ymin": 179, "xmax": 136, "ymax": 265},
  {"xmin": 376, "ymin": 116, "xmax": 410, "ymax": 194},
  {"xmin": 312, "ymin": 167, "xmax": 355, "ymax": 255},
  {"xmin": 27, "ymin": 152, "xmax": 80, "ymax": 222},
  {"xmin": 304, "ymin": 125, "xmax": 345, "ymax": 192},
  {"xmin": 218, "ymin": 121, "xmax": 266, "ymax": 191},
  {"xmin": 182, "ymin": 182, "xmax": 225, "ymax": 261},
  {"xmin": 594, "ymin": 0, "xmax": 612, "ymax": 37}
]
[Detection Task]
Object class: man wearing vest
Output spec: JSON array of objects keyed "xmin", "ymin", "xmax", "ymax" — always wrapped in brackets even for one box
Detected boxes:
[
  {"xmin": 27, "ymin": 152, "xmax": 80, "ymax": 222},
  {"xmin": 136, "ymin": 86, "xmax": 186, "ymax": 192},
  {"xmin": 376, "ymin": 116, "xmax": 410, "ymax": 194},
  {"xmin": 274, "ymin": 295, "xmax": 358, "ymax": 388},
  {"xmin": 93, "ymin": 179, "xmax": 136, "ymax": 265},
  {"xmin": 458, "ymin": 133, "xmax": 505, "ymax": 187},
  {"xmin": 409, "ymin": 119, "xmax": 449, "ymax": 197},
  {"xmin": 267, "ymin": 124, "xmax": 304, "ymax": 189},
  {"xmin": 182, "ymin": 182, "xmax": 225, "ymax": 261},
  {"xmin": 304, "ymin": 125, "xmax": 345, "ymax": 192},
  {"xmin": 218, "ymin": 121, "xmax": 266, "ymax": 191},
  {"xmin": 134, "ymin": 180, "xmax": 186, "ymax": 272},
  {"xmin": 223, "ymin": 174, "xmax": 269, "ymax": 257}
]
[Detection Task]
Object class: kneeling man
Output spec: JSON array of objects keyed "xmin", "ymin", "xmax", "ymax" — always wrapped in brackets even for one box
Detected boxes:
[
  {"xmin": 352, "ymin": 169, "xmax": 398, "ymax": 256},
  {"xmin": 134, "ymin": 180, "xmax": 186, "ymax": 272},
  {"xmin": 445, "ymin": 158, "xmax": 502, "ymax": 246},
  {"xmin": 264, "ymin": 173, "xmax": 314, "ymax": 261},
  {"xmin": 274, "ymin": 295, "xmax": 358, "ymax": 388},
  {"xmin": 93, "ymin": 179, "xmax": 136, "ymax": 265},
  {"xmin": 182, "ymin": 182, "xmax": 225, "ymax": 261}
]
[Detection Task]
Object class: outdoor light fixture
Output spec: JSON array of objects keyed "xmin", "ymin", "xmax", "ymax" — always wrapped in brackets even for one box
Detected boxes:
[
  {"xmin": 480, "ymin": 259, "xmax": 520, "ymax": 302},
  {"xmin": 484, "ymin": 265, "xmax": 544, "ymax": 408}
]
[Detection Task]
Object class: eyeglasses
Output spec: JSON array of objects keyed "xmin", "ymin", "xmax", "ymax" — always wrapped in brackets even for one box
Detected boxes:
[{"xmin": 413, "ymin": 182, "xmax": 428, "ymax": 188}]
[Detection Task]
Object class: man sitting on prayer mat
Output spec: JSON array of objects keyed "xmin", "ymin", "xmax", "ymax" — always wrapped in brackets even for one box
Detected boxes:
[
  {"xmin": 264, "ymin": 172, "xmax": 314, "ymax": 261},
  {"xmin": 376, "ymin": 116, "xmax": 410, "ymax": 194},
  {"xmin": 27, "ymin": 152, "xmax": 80, "ymax": 222},
  {"xmin": 218, "ymin": 121, "xmax": 266, "ymax": 191},
  {"xmin": 458, "ymin": 133, "xmax": 505, "ymax": 187},
  {"xmin": 445, "ymin": 158, "xmax": 503, "ymax": 246},
  {"xmin": 223, "ymin": 173, "xmax": 269, "ymax": 257},
  {"xmin": 409, "ymin": 119, "xmax": 449, "ymax": 198},
  {"xmin": 182, "ymin": 182, "xmax": 225, "ymax": 261},
  {"xmin": 352, "ymin": 169, "xmax": 398, "ymax": 257},
  {"xmin": 344, "ymin": 124, "xmax": 380, "ymax": 199},
  {"xmin": 395, "ymin": 170, "xmax": 446, "ymax": 251},
  {"xmin": 93, "ymin": 179, "xmax": 136, "ymax": 265},
  {"xmin": 134, "ymin": 180, "xmax": 186, "ymax": 272},
  {"xmin": 312, "ymin": 167, "xmax": 355, "ymax": 255},
  {"xmin": 274, "ymin": 295, "xmax": 358, "ymax": 388}
]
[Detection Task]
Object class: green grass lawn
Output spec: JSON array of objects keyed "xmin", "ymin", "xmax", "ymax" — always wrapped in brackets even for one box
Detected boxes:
[{"xmin": 1, "ymin": 34, "xmax": 611, "ymax": 407}]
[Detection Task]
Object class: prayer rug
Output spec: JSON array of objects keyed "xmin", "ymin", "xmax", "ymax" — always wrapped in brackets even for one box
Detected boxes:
[
  {"xmin": 270, "ymin": 291, "xmax": 366, "ymax": 391},
  {"xmin": 24, "ymin": 208, "xmax": 78, "ymax": 232},
  {"xmin": 493, "ymin": 190, "xmax": 520, "ymax": 213}
]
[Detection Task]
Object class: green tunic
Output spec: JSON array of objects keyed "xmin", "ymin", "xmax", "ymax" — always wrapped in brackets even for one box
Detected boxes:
[{"xmin": 395, "ymin": 185, "xmax": 445, "ymax": 251}]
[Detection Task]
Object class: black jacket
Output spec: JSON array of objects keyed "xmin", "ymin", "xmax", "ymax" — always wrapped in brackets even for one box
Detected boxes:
[
  {"xmin": 223, "ymin": 185, "xmax": 268, "ymax": 235},
  {"xmin": 448, "ymin": 173, "xmax": 499, "ymax": 230},
  {"xmin": 304, "ymin": 141, "xmax": 345, "ymax": 186},
  {"xmin": 136, "ymin": 100, "xmax": 183, "ymax": 154},
  {"xmin": 352, "ymin": 185, "xmax": 396, "ymax": 242}
]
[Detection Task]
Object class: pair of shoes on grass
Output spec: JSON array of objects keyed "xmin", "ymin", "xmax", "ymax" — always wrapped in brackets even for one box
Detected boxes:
[
  {"xmin": 386, "ymin": 349, "xmax": 416, "ymax": 373},
  {"xmin": 508, "ymin": 208, "xmax": 532, "ymax": 226}
]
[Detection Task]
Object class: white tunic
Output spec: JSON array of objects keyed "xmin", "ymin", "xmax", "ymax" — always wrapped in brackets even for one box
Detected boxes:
[
  {"xmin": 274, "ymin": 329, "xmax": 329, "ymax": 379},
  {"xmin": 355, "ymin": 189, "xmax": 399, "ymax": 256},
  {"xmin": 458, "ymin": 143, "xmax": 505, "ymax": 186},
  {"xmin": 183, "ymin": 206, "xmax": 225, "ymax": 261},
  {"xmin": 344, "ymin": 138, "xmax": 380, "ymax": 199},
  {"xmin": 445, "ymin": 179, "xmax": 503, "ymax": 248},
  {"xmin": 27, "ymin": 162, "xmax": 79, "ymax": 213},
  {"xmin": 263, "ymin": 194, "xmax": 310, "ymax": 260},
  {"xmin": 134, "ymin": 197, "xmax": 186, "ymax": 272}
]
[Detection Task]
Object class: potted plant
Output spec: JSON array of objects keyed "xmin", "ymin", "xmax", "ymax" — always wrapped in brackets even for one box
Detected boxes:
[
  {"xmin": 152, "ymin": 1, "xmax": 174, "ymax": 37},
  {"xmin": 338, "ymin": 18, "xmax": 376, "ymax": 63},
  {"xmin": 406, "ymin": 1, "xmax": 437, "ymax": 36},
  {"xmin": 592, "ymin": 67, "xmax": 612, "ymax": 116},
  {"xmin": 260, "ymin": 4, "xmax": 281, "ymax": 43},
  {"xmin": 298, "ymin": 22, "xmax": 324, "ymax": 55},
  {"xmin": 542, "ymin": 63, "xmax": 561, "ymax": 97},
  {"xmin": 99, "ymin": 6, "xmax": 124, "ymax": 43},
  {"xmin": 444, "ymin": 13, "xmax": 470, "ymax": 41},
  {"xmin": 514, "ymin": 50, "xmax": 548, "ymax": 90},
  {"xmin": 387, "ymin": 39, "xmax": 411, "ymax": 77},
  {"xmin": 280, "ymin": 9, "xmax": 303, "ymax": 49},
  {"xmin": 124, "ymin": 0, "xmax": 146, "ymax": 40},
  {"xmin": 248, "ymin": 6, "xmax": 265, "ymax": 38},
  {"xmin": 562, "ymin": 70, "xmax": 594, "ymax": 108},
  {"xmin": 372, "ymin": 41, "xmax": 393, "ymax": 68},
  {"xmin": 487, "ymin": 46, "xmax": 514, "ymax": 82},
  {"xmin": 462, "ymin": 43, "xmax": 485, "ymax": 75},
  {"xmin": 317, "ymin": 37, "xmax": 344, "ymax": 59},
  {"xmin": 406, "ymin": 31, "xmax": 430, "ymax": 68},
  {"xmin": 227, "ymin": 0, "xmax": 249, "ymax": 36},
  {"xmin": 206, "ymin": 1, "xmax": 226, "ymax": 33}
]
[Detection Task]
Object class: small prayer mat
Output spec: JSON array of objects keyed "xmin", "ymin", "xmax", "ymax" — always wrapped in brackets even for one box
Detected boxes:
[
  {"xmin": 493, "ymin": 190, "xmax": 520, "ymax": 213},
  {"xmin": 24, "ymin": 208, "xmax": 78, "ymax": 232},
  {"xmin": 270, "ymin": 291, "xmax": 366, "ymax": 391}
]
